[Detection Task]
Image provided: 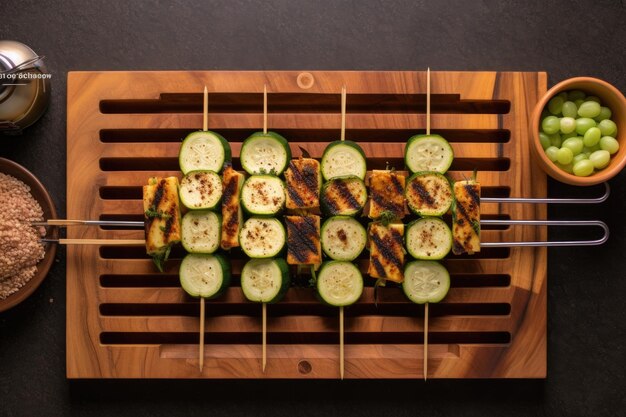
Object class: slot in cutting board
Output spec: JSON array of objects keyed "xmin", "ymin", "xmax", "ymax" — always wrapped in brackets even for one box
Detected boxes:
[{"xmin": 67, "ymin": 71, "xmax": 547, "ymax": 378}]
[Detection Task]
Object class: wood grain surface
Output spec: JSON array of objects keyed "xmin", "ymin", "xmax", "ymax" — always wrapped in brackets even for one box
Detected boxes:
[{"xmin": 66, "ymin": 71, "xmax": 547, "ymax": 378}]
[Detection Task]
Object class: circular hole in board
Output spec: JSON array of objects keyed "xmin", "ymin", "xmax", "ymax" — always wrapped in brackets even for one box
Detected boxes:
[
  {"xmin": 297, "ymin": 360, "xmax": 312, "ymax": 374},
  {"xmin": 297, "ymin": 73, "xmax": 315, "ymax": 90}
]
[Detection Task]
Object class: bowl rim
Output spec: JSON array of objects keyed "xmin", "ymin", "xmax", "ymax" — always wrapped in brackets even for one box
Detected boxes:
[
  {"xmin": 0, "ymin": 157, "xmax": 58, "ymax": 312},
  {"xmin": 530, "ymin": 76, "xmax": 626, "ymax": 186}
]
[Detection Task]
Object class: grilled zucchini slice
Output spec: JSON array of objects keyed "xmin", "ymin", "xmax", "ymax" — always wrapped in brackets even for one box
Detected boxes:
[
  {"xmin": 284, "ymin": 158, "xmax": 321, "ymax": 210},
  {"xmin": 286, "ymin": 215, "xmax": 322, "ymax": 265},
  {"xmin": 405, "ymin": 134, "xmax": 454, "ymax": 174},
  {"xmin": 179, "ymin": 253, "xmax": 230, "ymax": 299},
  {"xmin": 239, "ymin": 217, "xmax": 286, "ymax": 258},
  {"xmin": 181, "ymin": 210, "xmax": 221, "ymax": 254},
  {"xmin": 320, "ymin": 216, "xmax": 367, "ymax": 261},
  {"xmin": 406, "ymin": 217, "xmax": 453, "ymax": 260},
  {"xmin": 179, "ymin": 170, "xmax": 223, "ymax": 210},
  {"xmin": 405, "ymin": 171, "xmax": 453, "ymax": 216},
  {"xmin": 240, "ymin": 131, "xmax": 291, "ymax": 175},
  {"xmin": 220, "ymin": 166, "xmax": 245, "ymax": 250},
  {"xmin": 320, "ymin": 176, "xmax": 367, "ymax": 216},
  {"xmin": 179, "ymin": 130, "xmax": 231, "ymax": 174},
  {"xmin": 316, "ymin": 261, "xmax": 364, "ymax": 307},
  {"xmin": 321, "ymin": 140, "xmax": 367, "ymax": 180},
  {"xmin": 368, "ymin": 170, "xmax": 406, "ymax": 220},
  {"xmin": 143, "ymin": 176, "xmax": 182, "ymax": 272},
  {"xmin": 452, "ymin": 179, "xmax": 481, "ymax": 255},
  {"xmin": 241, "ymin": 258, "xmax": 290, "ymax": 303},
  {"xmin": 241, "ymin": 175, "xmax": 286, "ymax": 216},
  {"xmin": 367, "ymin": 222, "xmax": 405, "ymax": 283}
]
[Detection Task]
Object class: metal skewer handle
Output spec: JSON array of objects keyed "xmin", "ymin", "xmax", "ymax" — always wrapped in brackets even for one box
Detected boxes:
[
  {"xmin": 480, "ymin": 219, "xmax": 609, "ymax": 247},
  {"xmin": 482, "ymin": 182, "xmax": 610, "ymax": 204}
]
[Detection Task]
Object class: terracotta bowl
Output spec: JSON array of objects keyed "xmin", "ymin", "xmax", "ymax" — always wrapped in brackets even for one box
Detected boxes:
[
  {"xmin": 0, "ymin": 157, "xmax": 58, "ymax": 312},
  {"xmin": 530, "ymin": 77, "xmax": 626, "ymax": 186}
]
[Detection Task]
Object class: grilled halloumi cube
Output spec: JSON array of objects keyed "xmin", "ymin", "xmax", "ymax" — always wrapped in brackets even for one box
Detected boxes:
[
  {"xmin": 452, "ymin": 179, "xmax": 481, "ymax": 255},
  {"xmin": 220, "ymin": 166, "xmax": 245, "ymax": 250},
  {"xmin": 368, "ymin": 222, "xmax": 404, "ymax": 283},
  {"xmin": 286, "ymin": 215, "xmax": 322, "ymax": 265},
  {"xmin": 285, "ymin": 158, "xmax": 321, "ymax": 210},
  {"xmin": 368, "ymin": 170, "xmax": 406, "ymax": 220},
  {"xmin": 143, "ymin": 176, "xmax": 182, "ymax": 271}
]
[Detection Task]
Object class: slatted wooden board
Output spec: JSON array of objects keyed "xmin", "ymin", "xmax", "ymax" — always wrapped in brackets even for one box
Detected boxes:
[{"xmin": 66, "ymin": 71, "xmax": 547, "ymax": 378}]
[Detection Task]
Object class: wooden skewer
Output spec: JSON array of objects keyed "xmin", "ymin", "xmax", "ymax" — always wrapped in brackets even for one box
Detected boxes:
[
  {"xmin": 199, "ymin": 85, "xmax": 209, "ymax": 373},
  {"xmin": 42, "ymin": 238, "xmax": 145, "ymax": 245},
  {"xmin": 424, "ymin": 302, "xmax": 429, "ymax": 381},
  {"xmin": 340, "ymin": 85, "xmax": 347, "ymax": 141},
  {"xmin": 203, "ymin": 86, "xmax": 208, "ymax": 132},
  {"xmin": 199, "ymin": 298, "xmax": 205, "ymax": 372},
  {"xmin": 263, "ymin": 84, "xmax": 268, "ymax": 134},
  {"xmin": 426, "ymin": 68, "xmax": 431, "ymax": 135},
  {"xmin": 340, "ymin": 305, "xmax": 345, "ymax": 380},
  {"xmin": 262, "ymin": 302, "xmax": 267, "ymax": 373}
]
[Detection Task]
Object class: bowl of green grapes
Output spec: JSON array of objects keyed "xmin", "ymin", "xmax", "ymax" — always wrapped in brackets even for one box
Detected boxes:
[{"xmin": 530, "ymin": 77, "xmax": 625, "ymax": 186}]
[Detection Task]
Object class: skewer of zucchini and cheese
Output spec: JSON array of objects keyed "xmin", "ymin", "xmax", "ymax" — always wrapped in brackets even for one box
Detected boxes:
[{"xmin": 143, "ymin": 176, "xmax": 182, "ymax": 272}]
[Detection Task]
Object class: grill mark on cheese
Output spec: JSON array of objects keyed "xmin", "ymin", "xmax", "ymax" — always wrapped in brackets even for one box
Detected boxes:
[
  {"xmin": 370, "ymin": 230, "xmax": 403, "ymax": 271},
  {"xmin": 287, "ymin": 216, "xmax": 320, "ymax": 264}
]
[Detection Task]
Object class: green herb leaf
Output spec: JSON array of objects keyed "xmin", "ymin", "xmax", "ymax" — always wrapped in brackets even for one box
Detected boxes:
[
  {"xmin": 378, "ymin": 211, "xmax": 397, "ymax": 226},
  {"xmin": 373, "ymin": 278, "xmax": 386, "ymax": 308}
]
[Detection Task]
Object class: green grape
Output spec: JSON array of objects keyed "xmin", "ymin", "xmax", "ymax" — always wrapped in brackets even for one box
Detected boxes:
[
  {"xmin": 568, "ymin": 90, "xmax": 586, "ymax": 101},
  {"xmin": 598, "ymin": 119, "xmax": 617, "ymax": 137},
  {"xmin": 574, "ymin": 98, "xmax": 585, "ymax": 108},
  {"xmin": 542, "ymin": 115, "xmax": 561, "ymax": 134},
  {"xmin": 545, "ymin": 146, "xmax": 560, "ymax": 162},
  {"xmin": 586, "ymin": 96, "xmax": 601, "ymax": 103},
  {"xmin": 573, "ymin": 160, "xmax": 594, "ymax": 177},
  {"xmin": 557, "ymin": 91, "xmax": 569, "ymax": 101},
  {"xmin": 599, "ymin": 136, "xmax": 619, "ymax": 154},
  {"xmin": 583, "ymin": 127, "xmax": 601, "ymax": 147},
  {"xmin": 575, "ymin": 118, "xmax": 596, "ymax": 135},
  {"xmin": 562, "ymin": 137, "xmax": 584, "ymax": 155},
  {"xmin": 561, "ymin": 101, "xmax": 578, "ymax": 118},
  {"xmin": 583, "ymin": 144, "xmax": 601, "ymax": 154},
  {"xmin": 577, "ymin": 101, "xmax": 601, "ymax": 118},
  {"xmin": 539, "ymin": 132, "xmax": 551, "ymax": 149},
  {"xmin": 589, "ymin": 150, "xmax": 611, "ymax": 169},
  {"xmin": 572, "ymin": 153, "xmax": 588, "ymax": 165},
  {"xmin": 549, "ymin": 133, "xmax": 562, "ymax": 147},
  {"xmin": 556, "ymin": 162, "xmax": 574, "ymax": 174},
  {"xmin": 560, "ymin": 117, "xmax": 576, "ymax": 134},
  {"xmin": 561, "ymin": 131, "xmax": 578, "ymax": 140},
  {"xmin": 548, "ymin": 96, "xmax": 564, "ymax": 115},
  {"xmin": 556, "ymin": 147, "xmax": 574, "ymax": 164},
  {"xmin": 594, "ymin": 106, "xmax": 612, "ymax": 122}
]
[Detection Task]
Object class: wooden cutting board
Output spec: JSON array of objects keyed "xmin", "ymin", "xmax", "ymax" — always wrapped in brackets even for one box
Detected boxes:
[{"xmin": 66, "ymin": 70, "xmax": 547, "ymax": 378}]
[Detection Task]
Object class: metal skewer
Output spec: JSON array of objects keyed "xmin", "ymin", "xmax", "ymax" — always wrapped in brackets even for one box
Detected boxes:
[
  {"xmin": 32, "ymin": 219, "xmax": 143, "ymax": 227},
  {"xmin": 482, "ymin": 182, "xmax": 610, "ymax": 204}
]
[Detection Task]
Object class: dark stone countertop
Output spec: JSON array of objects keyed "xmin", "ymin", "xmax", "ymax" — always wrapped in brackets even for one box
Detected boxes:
[{"xmin": 0, "ymin": 1, "xmax": 624, "ymax": 416}]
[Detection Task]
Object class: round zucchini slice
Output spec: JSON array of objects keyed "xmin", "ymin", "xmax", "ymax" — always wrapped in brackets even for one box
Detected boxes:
[
  {"xmin": 405, "ymin": 171, "xmax": 453, "ymax": 216},
  {"xmin": 241, "ymin": 258, "xmax": 290, "ymax": 303},
  {"xmin": 405, "ymin": 134, "xmax": 454, "ymax": 174},
  {"xmin": 241, "ymin": 175, "xmax": 286, "ymax": 216},
  {"xmin": 316, "ymin": 261, "xmax": 364, "ymax": 307},
  {"xmin": 406, "ymin": 217, "xmax": 452, "ymax": 260},
  {"xmin": 239, "ymin": 217, "xmax": 286, "ymax": 258},
  {"xmin": 179, "ymin": 253, "xmax": 231, "ymax": 299},
  {"xmin": 181, "ymin": 210, "xmax": 221, "ymax": 254},
  {"xmin": 179, "ymin": 130, "xmax": 231, "ymax": 174},
  {"xmin": 321, "ymin": 140, "xmax": 367, "ymax": 180},
  {"xmin": 402, "ymin": 260, "xmax": 450, "ymax": 304},
  {"xmin": 179, "ymin": 170, "xmax": 223, "ymax": 210},
  {"xmin": 240, "ymin": 131, "xmax": 291, "ymax": 175},
  {"xmin": 320, "ymin": 216, "xmax": 367, "ymax": 261},
  {"xmin": 320, "ymin": 176, "xmax": 368, "ymax": 216}
]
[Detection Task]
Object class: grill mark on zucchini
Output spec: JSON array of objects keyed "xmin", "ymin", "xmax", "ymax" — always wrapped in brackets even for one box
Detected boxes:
[
  {"xmin": 370, "ymin": 231, "xmax": 403, "ymax": 271},
  {"xmin": 335, "ymin": 180, "xmax": 361, "ymax": 210},
  {"xmin": 410, "ymin": 179, "xmax": 436, "ymax": 207}
]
